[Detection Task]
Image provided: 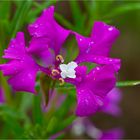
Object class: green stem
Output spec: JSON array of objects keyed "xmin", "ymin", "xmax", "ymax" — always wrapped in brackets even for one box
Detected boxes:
[
  {"xmin": 116, "ymin": 81, "xmax": 140, "ymax": 87},
  {"xmin": 55, "ymin": 81, "xmax": 140, "ymax": 90}
]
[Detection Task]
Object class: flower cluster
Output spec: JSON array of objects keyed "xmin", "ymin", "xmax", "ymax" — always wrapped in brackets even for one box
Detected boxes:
[{"xmin": 0, "ymin": 6, "xmax": 121, "ymax": 117}]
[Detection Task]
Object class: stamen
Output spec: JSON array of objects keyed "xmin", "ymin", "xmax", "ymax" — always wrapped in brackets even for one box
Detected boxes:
[
  {"xmin": 59, "ymin": 78, "xmax": 65, "ymax": 86},
  {"xmin": 51, "ymin": 69, "xmax": 60, "ymax": 76},
  {"xmin": 56, "ymin": 55, "xmax": 64, "ymax": 63}
]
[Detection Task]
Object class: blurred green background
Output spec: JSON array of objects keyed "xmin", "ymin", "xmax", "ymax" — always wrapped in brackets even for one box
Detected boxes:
[{"xmin": 0, "ymin": 0, "xmax": 140, "ymax": 139}]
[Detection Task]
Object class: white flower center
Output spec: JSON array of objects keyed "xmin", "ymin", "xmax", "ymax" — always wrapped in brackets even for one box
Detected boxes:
[{"xmin": 59, "ymin": 61, "xmax": 78, "ymax": 79}]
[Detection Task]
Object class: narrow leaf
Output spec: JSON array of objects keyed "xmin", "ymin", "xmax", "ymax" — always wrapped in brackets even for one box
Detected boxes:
[{"xmin": 104, "ymin": 3, "xmax": 140, "ymax": 19}]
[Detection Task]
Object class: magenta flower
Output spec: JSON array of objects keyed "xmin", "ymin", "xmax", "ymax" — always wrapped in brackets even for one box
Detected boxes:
[
  {"xmin": 101, "ymin": 88, "xmax": 122, "ymax": 117},
  {"xmin": 27, "ymin": 6, "xmax": 121, "ymax": 116},
  {"xmin": 0, "ymin": 6, "xmax": 121, "ymax": 117},
  {"xmin": 28, "ymin": 6, "xmax": 70, "ymax": 67},
  {"xmin": 75, "ymin": 21, "xmax": 120, "ymax": 57},
  {"xmin": 74, "ymin": 21, "xmax": 121, "ymax": 71},
  {"xmin": 0, "ymin": 32, "xmax": 42, "ymax": 93},
  {"xmin": 68, "ymin": 65, "xmax": 117, "ymax": 116},
  {"xmin": 0, "ymin": 87, "xmax": 5, "ymax": 104}
]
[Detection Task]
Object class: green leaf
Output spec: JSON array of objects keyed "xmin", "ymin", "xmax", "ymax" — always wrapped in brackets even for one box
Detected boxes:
[
  {"xmin": 33, "ymin": 0, "xmax": 57, "ymax": 8},
  {"xmin": 69, "ymin": 1, "xmax": 82, "ymax": 24},
  {"xmin": 20, "ymin": 93, "xmax": 33, "ymax": 113},
  {"xmin": 46, "ymin": 116, "xmax": 58, "ymax": 133},
  {"xmin": 0, "ymin": 1, "xmax": 11, "ymax": 19},
  {"xmin": 69, "ymin": 0, "xmax": 86, "ymax": 33},
  {"xmin": 0, "ymin": 1, "xmax": 11, "ymax": 48},
  {"xmin": 3, "ymin": 116, "xmax": 24, "ymax": 138},
  {"xmin": 0, "ymin": 105, "xmax": 20, "ymax": 119},
  {"xmin": 60, "ymin": 115, "xmax": 76, "ymax": 130},
  {"xmin": 10, "ymin": 0, "xmax": 33, "ymax": 37},
  {"xmin": 50, "ymin": 115, "xmax": 76, "ymax": 138},
  {"xmin": 33, "ymin": 93, "xmax": 43, "ymax": 125},
  {"xmin": 40, "ymin": 73, "xmax": 52, "ymax": 108},
  {"xmin": 0, "ymin": 105, "xmax": 24, "ymax": 137},
  {"xmin": 55, "ymin": 13, "xmax": 74, "ymax": 29},
  {"xmin": 104, "ymin": 3, "xmax": 140, "ymax": 19}
]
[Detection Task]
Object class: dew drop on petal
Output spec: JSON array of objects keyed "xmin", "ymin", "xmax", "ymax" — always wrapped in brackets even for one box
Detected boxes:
[
  {"xmin": 108, "ymin": 27, "xmax": 113, "ymax": 31},
  {"xmin": 34, "ymin": 24, "xmax": 39, "ymax": 28},
  {"xmin": 96, "ymin": 67, "xmax": 100, "ymax": 70}
]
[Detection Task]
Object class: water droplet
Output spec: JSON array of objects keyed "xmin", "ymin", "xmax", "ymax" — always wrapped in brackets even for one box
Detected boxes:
[
  {"xmin": 86, "ymin": 45, "xmax": 92, "ymax": 53},
  {"xmin": 108, "ymin": 27, "xmax": 113, "ymax": 31},
  {"xmin": 81, "ymin": 90, "xmax": 84, "ymax": 93},
  {"xmin": 34, "ymin": 32, "xmax": 39, "ymax": 37},
  {"xmin": 90, "ymin": 41, "xmax": 94, "ymax": 44},
  {"xmin": 96, "ymin": 67, "xmax": 100, "ymax": 70},
  {"xmin": 11, "ymin": 45, "xmax": 15, "ymax": 48},
  {"xmin": 28, "ymin": 73, "xmax": 32, "ymax": 79},
  {"xmin": 34, "ymin": 24, "xmax": 38, "ymax": 28}
]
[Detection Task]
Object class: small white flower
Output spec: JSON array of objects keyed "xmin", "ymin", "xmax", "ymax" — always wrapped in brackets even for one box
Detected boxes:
[{"xmin": 59, "ymin": 61, "xmax": 78, "ymax": 79}]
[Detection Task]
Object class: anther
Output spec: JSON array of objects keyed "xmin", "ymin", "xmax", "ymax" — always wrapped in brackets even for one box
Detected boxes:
[
  {"xmin": 56, "ymin": 55, "xmax": 64, "ymax": 63},
  {"xmin": 59, "ymin": 78, "xmax": 65, "ymax": 86},
  {"xmin": 51, "ymin": 69, "xmax": 60, "ymax": 76}
]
